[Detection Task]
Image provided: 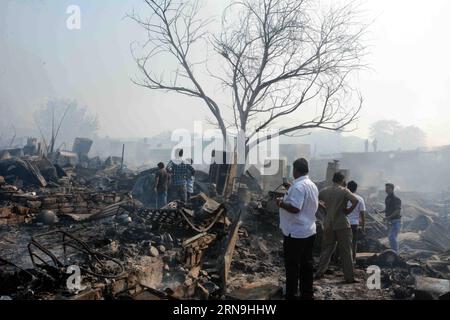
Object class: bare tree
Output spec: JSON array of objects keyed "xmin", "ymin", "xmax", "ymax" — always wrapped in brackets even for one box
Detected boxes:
[
  {"xmin": 34, "ymin": 99, "xmax": 99, "ymax": 155},
  {"xmin": 130, "ymin": 0, "xmax": 368, "ymax": 153}
]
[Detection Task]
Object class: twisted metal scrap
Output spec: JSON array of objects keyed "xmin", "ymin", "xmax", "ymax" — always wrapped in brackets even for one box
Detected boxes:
[
  {"xmin": 28, "ymin": 230, "xmax": 125, "ymax": 279},
  {"xmin": 178, "ymin": 205, "xmax": 227, "ymax": 233}
]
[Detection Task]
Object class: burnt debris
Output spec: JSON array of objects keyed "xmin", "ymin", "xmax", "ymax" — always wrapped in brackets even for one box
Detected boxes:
[{"xmin": 1, "ymin": 142, "xmax": 450, "ymax": 301}]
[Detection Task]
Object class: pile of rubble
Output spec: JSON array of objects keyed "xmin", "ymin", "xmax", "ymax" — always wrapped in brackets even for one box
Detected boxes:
[
  {"xmin": 219, "ymin": 167, "xmax": 450, "ymax": 301},
  {"xmin": 1, "ymin": 143, "xmax": 449, "ymax": 301},
  {"xmin": 0, "ymin": 156, "xmax": 132, "ymax": 227},
  {"xmin": 0, "ymin": 194, "xmax": 242, "ymax": 300},
  {"xmin": 308, "ymin": 188, "xmax": 449, "ymax": 300},
  {"xmin": 0, "ymin": 141, "xmax": 244, "ymax": 300}
]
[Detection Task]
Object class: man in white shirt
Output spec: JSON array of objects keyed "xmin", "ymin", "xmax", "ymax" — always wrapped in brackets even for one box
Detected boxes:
[
  {"xmin": 277, "ymin": 158, "xmax": 319, "ymax": 300},
  {"xmin": 346, "ymin": 181, "xmax": 366, "ymax": 262}
]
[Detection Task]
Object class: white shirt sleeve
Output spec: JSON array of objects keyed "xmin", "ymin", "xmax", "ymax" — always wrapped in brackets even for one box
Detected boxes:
[
  {"xmin": 359, "ymin": 196, "xmax": 366, "ymax": 212},
  {"xmin": 285, "ymin": 185, "xmax": 305, "ymax": 211}
]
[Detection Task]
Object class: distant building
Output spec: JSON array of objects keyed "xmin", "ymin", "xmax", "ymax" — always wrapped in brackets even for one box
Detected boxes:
[{"xmin": 310, "ymin": 146, "xmax": 450, "ymax": 192}]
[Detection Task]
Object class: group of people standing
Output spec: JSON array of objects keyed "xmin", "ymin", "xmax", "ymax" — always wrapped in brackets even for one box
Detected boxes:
[
  {"xmin": 365, "ymin": 138, "xmax": 378, "ymax": 153},
  {"xmin": 153, "ymin": 149, "xmax": 195, "ymax": 208},
  {"xmin": 277, "ymin": 158, "xmax": 402, "ymax": 300}
]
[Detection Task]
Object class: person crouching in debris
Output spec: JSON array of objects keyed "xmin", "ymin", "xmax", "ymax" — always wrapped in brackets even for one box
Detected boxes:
[
  {"xmin": 379, "ymin": 183, "xmax": 402, "ymax": 253},
  {"xmin": 166, "ymin": 149, "xmax": 195, "ymax": 203},
  {"xmin": 346, "ymin": 181, "xmax": 366, "ymax": 263},
  {"xmin": 276, "ymin": 158, "xmax": 319, "ymax": 300},
  {"xmin": 154, "ymin": 162, "xmax": 170, "ymax": 208},
  {"xmin": 315, "ymin": 172, "xmax": 359, "ymax": 284}
]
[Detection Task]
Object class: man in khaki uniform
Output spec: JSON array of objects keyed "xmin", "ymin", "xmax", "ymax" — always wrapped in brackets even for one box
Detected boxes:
[{"xmin": 315, "ymin": 172, "xmax": 359, "ymax": 283}]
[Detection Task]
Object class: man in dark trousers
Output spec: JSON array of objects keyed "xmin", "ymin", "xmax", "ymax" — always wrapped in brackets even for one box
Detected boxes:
[
  {"xmin": 277, "ymin": 158, "xmax": 319, "ymax": 300},
  {"xmin": 166, "ymin": 149, "xmax": 195, "ymax": 203},
  {"xmin": 346, "ymin": 181, "xmax": 366, "ymax": 262},
  {"xmin": 379, "ymin": 183, "xmax": 402, "ymax": 252},
  {"xmin": 154, "ymin": 162, "xmax": 169, "ymax": 208},
  {"xmin": 315, "ymin": 172, "xmax": 359, "ymax": 283}
]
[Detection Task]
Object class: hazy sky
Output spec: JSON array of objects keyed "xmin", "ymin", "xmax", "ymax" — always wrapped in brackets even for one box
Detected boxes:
[{"xmin": 1, "ymin": 0, "xmax": 449, "ymax": 146}]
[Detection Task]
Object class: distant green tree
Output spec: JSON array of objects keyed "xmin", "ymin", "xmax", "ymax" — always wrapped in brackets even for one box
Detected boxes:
[
  {"xmin": 397, "ymin": 125, "xmax": 426, "ymax": 150},
  {"xmin": 369, "ymin": 120, "xmax": 426, "ymax": 151}
]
